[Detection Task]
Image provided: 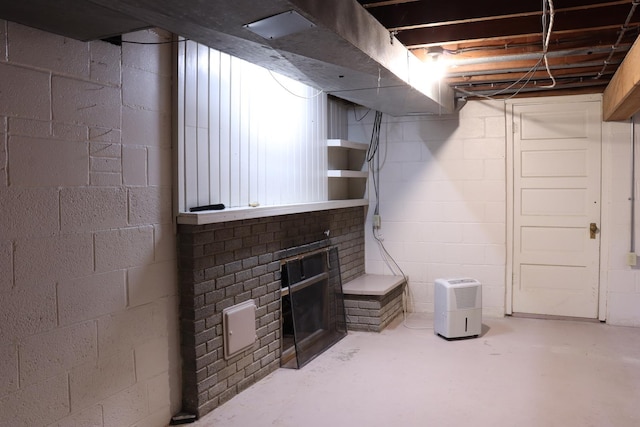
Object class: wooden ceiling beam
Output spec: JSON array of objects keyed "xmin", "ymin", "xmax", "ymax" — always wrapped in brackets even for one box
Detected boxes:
[
  {"xmin": 414, "ymin": 29, "xmax": 636, "ymax": 60},
  {"xmin": 363, "ymin": 0, "xmax": 627, "ymax": 29},
  {"xmin": 396, "ymin": 4, "xmax": 640, "ymax": 47},
  {"xmin": 603, "ymin": 35, "xmax": 640, "ymax": 121},
  {"xmin": 445, "ymin": 51, "xmax": 626, "ymax": 74},
  {"xmin": 388, "ymin": 0, "xmax": 630, "ymax": 32},
  {"xmin": 405, "ymin": 24, "xmax": 639, "ymax": 49}
]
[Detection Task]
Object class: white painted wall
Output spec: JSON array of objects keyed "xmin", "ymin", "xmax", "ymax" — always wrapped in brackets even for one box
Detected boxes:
[
  {"xmin": 0, "ymin": 22, "xmax": 180, "ymax": 426},
  {"xmin": 177, "ymin": 40, "xmax": 328, "ymax": 212},
  {"xmin": 602, "ymin": 115, "xmax": 640, "ymax": 326},
  {"xmin": 353, "ymin": 98, "xmax": 640, "ymax": 326},
  {"xmin": 351, "ymin": 100, "xmax": 507, "ymax": 318}
]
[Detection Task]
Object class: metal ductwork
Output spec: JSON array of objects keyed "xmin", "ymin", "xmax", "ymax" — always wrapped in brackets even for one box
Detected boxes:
[{"xmin": 0, "ymin": 0, "xmax": 454, "ymax": 116}]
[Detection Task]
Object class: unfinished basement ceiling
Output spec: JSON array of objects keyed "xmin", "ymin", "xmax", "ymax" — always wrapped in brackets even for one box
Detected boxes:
[
  {"xmin": 0, "ymin": 0, "xmax": 455, "ymax": 116},
  {"xmin": 2, "ymin": 0, "xmax": 639, "ymax": 107},
  {"xmin": 359, "ymin": 0, "xmax": 640, "ymax": 99}
]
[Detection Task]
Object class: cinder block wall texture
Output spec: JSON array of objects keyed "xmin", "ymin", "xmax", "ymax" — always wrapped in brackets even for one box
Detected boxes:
[
  {"xmin": 0, "ymin": 22, "xmax": 181, "ymax": 426},
  {"xmin": 177, "ymin": 207, "xmax": 365, "ymax": 417},
  {"xmin": 351, "ymin": 98, "xmax": 640, "ymax": 326},
  {"xmin": 350, "ymin": 102, "xmax": 508, "ymax": 317}
]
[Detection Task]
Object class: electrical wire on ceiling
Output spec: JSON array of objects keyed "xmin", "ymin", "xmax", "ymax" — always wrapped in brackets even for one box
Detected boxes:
[
  {"xmin": 452, "ymin": 0, "xmax": 556, "ymax": 100},
  {"xmin": 268, "ymin": 70, "xmax": 324, "ymax": 99},
  {"xmin": 353, "ymin": 107, "xmax": 371, "ymax": 122},
  {"xmin": 541, "ymin": 0, "xmax": 557, "ymax": 88},
  {"xmin": 595, "ymin": 0, "xmax": 640, "ymax": 79},
  {"xmin": 453, "ymin": 0, "xmax": 640, "ymax": 97},
  {"xmin": 455, "ymin": 56, "xmax": 544, "ymax": 101}
]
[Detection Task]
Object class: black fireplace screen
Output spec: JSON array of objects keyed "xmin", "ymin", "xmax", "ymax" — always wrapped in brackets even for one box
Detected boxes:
[{"xmin": 281, "ymin": 247, "xmax": 347, "ymax": 369}]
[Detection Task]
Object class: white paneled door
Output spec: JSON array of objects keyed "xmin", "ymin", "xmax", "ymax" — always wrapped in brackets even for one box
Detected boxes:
[{"xmin": 510, "ymin": 100, "xmax": 601, "ymax": 318}]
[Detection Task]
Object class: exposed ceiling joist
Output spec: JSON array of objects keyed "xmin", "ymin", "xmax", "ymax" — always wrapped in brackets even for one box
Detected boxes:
[
  {"xmin": 358, "ymin": 0, "xmax": 640, "ymax": 102},
  {"xmin": 362, "ymin": 0, "xmax": 630, "ymax": 31},
  {"xmin": 396, "ymin": 5, "xmax": 640, "ymax": 48}
]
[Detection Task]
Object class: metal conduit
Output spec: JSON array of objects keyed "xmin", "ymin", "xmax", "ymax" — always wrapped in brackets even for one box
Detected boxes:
[
  {"xmin": 447, "ymin": 59, "xmax": 623, "ymax": 79},
  {"xmin": 596, "ymin": 0, "xmax": 640, "ymax": 79},
  {"xmin": 447, "ymin": 45, "xmax": 631, "ymax": 67},
  {"xmin": 457, "ymin": 79, "xmax": 608, "ymax": 97}
]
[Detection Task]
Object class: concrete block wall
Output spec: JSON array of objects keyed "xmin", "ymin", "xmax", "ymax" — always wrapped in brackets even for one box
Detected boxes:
[
  {"xmin": 350, "ymin": 100, "xmax": 507, "ymax": 317},
  {"xmin": 351, "ymin": 98, "xmax": 640, "ymax": 327},
  {"xmin": 177, "ymin": 206, "xmax": 365, "ymax": 418},
  {"xmin": 602, "ymin": 117, "xmax": 640, "ymax": 326},
  {"xmin": 0, "ymin": 21, "xmax": 180, "ymax": 426}
]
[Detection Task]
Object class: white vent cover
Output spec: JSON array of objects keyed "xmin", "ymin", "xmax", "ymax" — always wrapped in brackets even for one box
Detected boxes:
[
  {"xmin": 244, "ymin": 10, "xmax": 315, "ymax": 40},
  {"xmin": 223, "ymin": 300, "xmax": 257, "ymax": 359}
]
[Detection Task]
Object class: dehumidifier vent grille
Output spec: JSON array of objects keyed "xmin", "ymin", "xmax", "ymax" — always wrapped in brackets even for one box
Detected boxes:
[{"xmin": 454, "ymin": 286, "xmax": 478, "ymax": 309}]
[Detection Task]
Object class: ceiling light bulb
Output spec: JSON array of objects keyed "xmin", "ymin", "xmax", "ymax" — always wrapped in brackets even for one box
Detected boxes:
[{"xmin": 425, "ymin": 54, "xmax": 448, "ymax": 82}]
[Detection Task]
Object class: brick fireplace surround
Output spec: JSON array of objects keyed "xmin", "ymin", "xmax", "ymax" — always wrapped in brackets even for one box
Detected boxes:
[{"xmin": 177, "ymin": 206, "xmax": 365, "ymax": 417}]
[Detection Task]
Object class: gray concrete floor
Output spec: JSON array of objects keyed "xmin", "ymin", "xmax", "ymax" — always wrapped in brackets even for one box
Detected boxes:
[{"xmin": 194, "ymin": 314, "xmax": 640, "ymax": 427}]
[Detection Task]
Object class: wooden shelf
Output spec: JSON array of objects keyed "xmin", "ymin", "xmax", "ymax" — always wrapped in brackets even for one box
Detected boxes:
[
  {"xmin": 327, "ymin": 139, "xmax": 368, "ymax": 200},
  {"xmin": 327, "ymin": 139, "xmax": 368, "ymax": 151},
  {"xmin": 177, "ymin": 199, "xmax": 368, "ymax": 225},
  {"xmin": 328, "ymin": 170, "xmax": 368, "ymax": 178}
]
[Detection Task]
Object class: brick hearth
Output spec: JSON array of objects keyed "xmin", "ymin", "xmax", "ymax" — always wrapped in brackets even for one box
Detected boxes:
[{"xmin": 177, "ymin": 207, "xmax": 365, "ymax": 417}]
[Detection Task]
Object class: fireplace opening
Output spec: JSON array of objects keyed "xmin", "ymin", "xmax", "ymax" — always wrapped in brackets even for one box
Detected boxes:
[{"xmin": 280, "ymin": 247, "xmax": 347, "ymax": 368}]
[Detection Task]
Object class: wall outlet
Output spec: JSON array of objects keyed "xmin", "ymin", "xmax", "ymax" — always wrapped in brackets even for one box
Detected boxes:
[
  {"xmin": 628, "ymin": 252, "xmax": 637, "ymax": 267},
  {"xmin": 373, "ymin": 214, "xmax": 381, "ymax": 229}
]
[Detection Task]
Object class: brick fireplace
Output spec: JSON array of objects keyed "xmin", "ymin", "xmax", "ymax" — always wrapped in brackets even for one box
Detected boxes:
[{"xmin": 177, "ymin": 206, "xmax": 365, "ymax": 417}]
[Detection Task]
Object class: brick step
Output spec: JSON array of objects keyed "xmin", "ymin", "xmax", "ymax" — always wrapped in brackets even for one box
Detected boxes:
[{"xmin": 342, "ymin": 274, "xmax": 406, "ymax": 332}]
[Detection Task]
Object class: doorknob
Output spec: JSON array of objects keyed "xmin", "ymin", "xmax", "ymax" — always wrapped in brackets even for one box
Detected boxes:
[{"xmin": 590, "ymin": 222, "xmax": 599, "ymax": 239}]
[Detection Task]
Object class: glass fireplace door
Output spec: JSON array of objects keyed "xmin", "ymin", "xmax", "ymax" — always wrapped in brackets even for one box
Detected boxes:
[{"xmin": 281, "ymin": 247, "xmax": 346, "ymax": 369}]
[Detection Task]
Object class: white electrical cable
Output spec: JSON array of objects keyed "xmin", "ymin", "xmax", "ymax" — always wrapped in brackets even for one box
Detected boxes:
[
  {"xmin": 366, "ymin": 112, "xmax": 432, "ymax": 330},
  {"xmin": 455, "ymin": 56, "xmax": 544, "ymax": 100},
  {"xmin": 596, "ymin": 0, "xmax": 640, "ymax": 79},
  {"xmin": 268, "ymin": 70, "xmax": 324, "ymax": 99},
  {"xmin": 541, "ymin": 0, "xmax": 557, "ymax": 88},
  {"xmin": 454, "ymin": 0, "xmax": 557, "ymax": 99}
]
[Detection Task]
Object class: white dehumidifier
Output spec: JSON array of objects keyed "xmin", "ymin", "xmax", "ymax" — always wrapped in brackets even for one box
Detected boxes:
[{"xmin": 434, "ymin": 278, "xmax": 482, "ymax": 339}]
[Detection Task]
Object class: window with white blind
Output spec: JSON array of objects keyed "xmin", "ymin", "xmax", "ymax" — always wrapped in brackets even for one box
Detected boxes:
[{"xmin": 177, "ymin": 40, "xmax": 329, "ymax": 213}]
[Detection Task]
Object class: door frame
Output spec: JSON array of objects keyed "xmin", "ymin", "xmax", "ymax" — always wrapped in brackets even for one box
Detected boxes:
[{"xmin": 505, "ymin": 93, "xmax": 609, "ymax": 321}]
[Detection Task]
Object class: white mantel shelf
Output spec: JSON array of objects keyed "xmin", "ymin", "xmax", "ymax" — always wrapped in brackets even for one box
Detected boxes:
[{"xmin": 177, "ymin": 199, "xmax": 369, "ymax": 225}]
